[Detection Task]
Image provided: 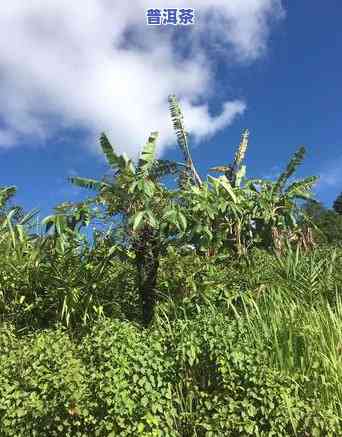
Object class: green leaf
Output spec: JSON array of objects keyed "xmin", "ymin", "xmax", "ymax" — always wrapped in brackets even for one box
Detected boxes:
[
  {"xmin": 142, "ymin": 180, "xmax": 155, "ymax": 197},
  {"xmin": 99, "ymin": 133, "xmax": 125, "ymax": 171},
  {"xmin": 146, "ymin": 210, "xmax": 158, "ymax": 228},
  {"xmin": 177, "ymin": 212, "xmax": 187, "ymax": 231},
  {"xmin": 274, "ymin": 146, "xmax": 306, "ymax": 193},
  {"xmin": 69, "ymin": 176, "xmax": 110, "ymax": 192},
  {"xmin": 132, "ymin": 211, "xmax": 145, "ymax": 231},
  {"xmin": 162, "ymin": 208, "xmax": 178, "ymax": 225},
  {"xmin": 168, "ymin": 94, "xmax": 202, "ymax": 186},
  {"xmin": 285, "ymin": 176, "xmax": 318, "ymax": 196},
  {"xmin": 218, "ymin": 176, "xmax": 237, "ymax": 203},
  {"xmin": 0, "ymin": 186, "xmax": 17, "ymax": 208},
  {"xmin": 138, "ymin": 132, "xmax": 158, "ymax": 175},
  {"xmin": 235, "ymin": 165, "xmax": 246, "ymax": 187}
]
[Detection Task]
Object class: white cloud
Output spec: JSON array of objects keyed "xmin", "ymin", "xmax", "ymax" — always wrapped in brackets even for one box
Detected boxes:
[
  {"xmin": 316, "ymin": 156, "xmax": 342, "ymax": 191},
  {"xmin": 0, "ymin": 0, "xmax": 284, "ymax": 159}
]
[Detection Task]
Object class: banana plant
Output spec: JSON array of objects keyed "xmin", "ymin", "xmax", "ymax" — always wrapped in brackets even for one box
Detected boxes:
[
  {"xmin": 209, "ymin": 129, "xmax": 249, "ymax": 188},
  {"xmin": 246, "ymin": 146, "xmax": 318, "ymax": 252},
  {"xmin": 69, "ymin": 131, "xmax": 189, "ymax": 326},
  {"xmin": 0, "ymin": 186, "xmax": 25, "ymax": 225},
  {"xmin": 40, "ymin": 201, "xmax": 93, "ymax": 256},
  {"xmin": 181, "ymin": 134, "xmax": 317, "ymax": 256},
  {"xmin": 168, "ymin": 95, "xmax": 202, "ymax": 188}
]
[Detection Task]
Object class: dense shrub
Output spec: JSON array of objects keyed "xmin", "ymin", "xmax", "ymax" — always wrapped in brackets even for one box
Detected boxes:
[
  {"xmin": 0, "ymin": 326, "xmax": 88, "ymax": 436},
  {"xmin": 157, "ymin": 311, "xmax": 341, "ymax": 436},
  {"xmin": 1, "ymin": 315, "xmax": 340, "ymax": 436},
  {"xmin": 0, "ymin": 244, "xmax": 139, "ymax": 333},
  {"xmin": 79, "ymin": 319, "xmax": 177, "ymax": 436}
]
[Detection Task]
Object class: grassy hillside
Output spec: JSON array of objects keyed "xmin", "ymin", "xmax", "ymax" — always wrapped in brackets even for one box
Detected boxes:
[{"xmin": 0, "ymin": 97, "xmax": 341, "ymax": 435}]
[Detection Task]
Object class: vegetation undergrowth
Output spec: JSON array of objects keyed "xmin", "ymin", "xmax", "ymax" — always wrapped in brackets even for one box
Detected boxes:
[{"xmin": 0, "ymin": 96, "xmax": 342, "ymax": 435}]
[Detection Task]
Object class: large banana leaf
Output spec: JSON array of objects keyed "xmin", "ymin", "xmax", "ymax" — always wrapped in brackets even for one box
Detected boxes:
[
  {"xmin": 274, "ymin": 146, "xmax": 306, "ymax": 193},
  {"xmin": 284, "ymin": 176, "xmax": 318, "ymax": 198},
  {"xmin": 100, "ymin": 133, "xmax": 126, "ymax": 172},
  {"xmin": 69, "ymin": 177, "xmax": 111, "ymax": 192},
  {"xmin": 168, "ymin": 94, "xmax": 202, "ymax": 187},
  {"xmin": 137, "ymin": 132, "xmax": 158, "ymax": 175}
]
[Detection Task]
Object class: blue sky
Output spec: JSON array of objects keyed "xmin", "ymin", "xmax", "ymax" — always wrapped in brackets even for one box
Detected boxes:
[{"xmin": 0, "ymin": 1, "xmax": 341, "ymax": 221}]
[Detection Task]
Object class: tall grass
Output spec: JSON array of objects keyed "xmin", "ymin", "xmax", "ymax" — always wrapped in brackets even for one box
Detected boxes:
[{"xmin": 229, "ymin": 247, "xmax": 342, "ymax": 417}]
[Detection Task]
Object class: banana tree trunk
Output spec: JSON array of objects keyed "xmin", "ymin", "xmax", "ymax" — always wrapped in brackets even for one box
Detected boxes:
[{"xmin": 133, "ymin": 227, "xmax": 160, "ymax": 326}]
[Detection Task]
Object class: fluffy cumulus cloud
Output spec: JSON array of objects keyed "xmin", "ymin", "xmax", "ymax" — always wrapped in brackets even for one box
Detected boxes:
[{"xmin": 0, "ymin": 0, "xmax": 284, "ymax": 158}]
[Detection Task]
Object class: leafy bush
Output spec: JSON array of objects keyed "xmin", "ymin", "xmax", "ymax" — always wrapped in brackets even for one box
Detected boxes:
[
  {"xmin": 1, "ymin": 316, "xmax": 340, "ymax": 436},
  {"xmin": 157, "ymin": 311, "xmax": 341, "ymax": 436},
  {"xmin": 0, "ymin": 326, "xmax": 88, "ymax": 436},
  {"xmin": 0, "ymin": 240, "xmax": 139, "ymax": 333},
  {"xmin": 79, "ymin": 319, "xmax": 177, "ymax": 436}
]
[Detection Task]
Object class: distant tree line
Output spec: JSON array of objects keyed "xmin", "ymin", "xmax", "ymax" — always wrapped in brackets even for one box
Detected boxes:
[{"xmin": 302, "ymin": 191, "xmax": 342, "ymax": 245}]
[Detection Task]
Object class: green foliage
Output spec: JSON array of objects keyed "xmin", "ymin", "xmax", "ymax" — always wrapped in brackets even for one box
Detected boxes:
[
  {"xmin": 1, "ymin": 96, "xmax": 341, "ymax": 435},
  {"xmin": 302, "ymin": 199, "xmax": 342, "ymax": 245},
  {"xmin": 210, "ymin": 129, "xmax": 249, "ymax": 187},
  {"xmin": 0, "ymin": 233, "xmax": 140, "ymax": 332},
  {"xmin": 0, "ymin": 326, "xmax": 88, "ymax": 436},
  {"xmin": 0, "ymin": 186, "xmax": 26, "ymax": 225},
  {"xmin": 79, "ymin": 319, "xmax": 177, "ymax": 436},
  {"xmin": 168, "ymin": 94, "xmax": 202, "ymax": 187},
  {"xmin": 156, "ymin": 311, "xmax": 341, "ymax": 436},
  {"xmin": 274, "ymin": 146, "xmax": 307, "ymax": 194},
  {"xmin": 68, "ymin": 123, "xmax": 195, "ymax": 326},
  {"xmin": 1, "ymin": 314, "xmax": 341, "ymax": 436},
  {"xmin": 0, "ymin": 186, "xmax": 17, "ymax": 209},
  {"xmin": 333, "ymin": 191, "xmax": 342, "ymax": 215}
]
